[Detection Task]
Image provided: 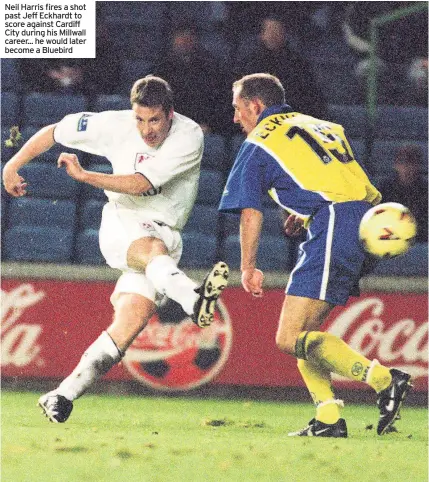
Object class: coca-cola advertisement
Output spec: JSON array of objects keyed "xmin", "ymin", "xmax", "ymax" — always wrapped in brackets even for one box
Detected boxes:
[
  {"xmin": 122, "ymin": 298, "xmax": 232, "ymax": 391},
  {"xmin": 1, "ymin": 279, "xmax": 427, "ymax": 392}
]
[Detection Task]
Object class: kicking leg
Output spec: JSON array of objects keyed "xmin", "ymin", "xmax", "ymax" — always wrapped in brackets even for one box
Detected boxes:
[
  {"xmin": 128, "ymin": 237, "xmax": 229, "ymax": 328},
  {"xmin": 39, "ymin": 293, "xmax": 155, "ymax": 423}
]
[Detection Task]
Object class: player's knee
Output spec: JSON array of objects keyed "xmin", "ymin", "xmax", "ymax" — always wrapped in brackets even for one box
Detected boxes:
[
  {"xmin": 275, "ymin": 332, "xmax": 297, "ymax": 356},
  {"xmin": 127, "ymin": 237, "xmax": 168, "ymax": 272},
  {"xmin": 113, "ymin": 293, "xmax": 155, "ymax": 332}
]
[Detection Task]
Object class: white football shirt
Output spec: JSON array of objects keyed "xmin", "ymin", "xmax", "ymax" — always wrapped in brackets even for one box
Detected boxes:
[{"xmin": 54, "ymin": 110, "xmax": 204, "ymax": 230}]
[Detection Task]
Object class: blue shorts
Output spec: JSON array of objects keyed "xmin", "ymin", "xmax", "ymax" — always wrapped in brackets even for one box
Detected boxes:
[{"xmin": 286, "ymin": 201, "xmax": 374, "ymax": 306}]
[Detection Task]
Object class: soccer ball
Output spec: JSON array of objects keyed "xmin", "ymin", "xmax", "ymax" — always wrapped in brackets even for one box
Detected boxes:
[{"xmin": 359, "ymin": 202, "xmax": 417, "ymax": 258}]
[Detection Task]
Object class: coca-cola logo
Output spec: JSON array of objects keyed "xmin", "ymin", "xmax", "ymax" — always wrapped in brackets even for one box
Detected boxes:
[
  {"xmin": 1, "ymin": 284, "xmax": 46, "ymax": 367},
  {"xmin": 123, "ymin": 298, "xmax": 232, "ymax": 391},
  {"xmin": 327, "ymin": 297, "xmax": 428, "ymax": 380}
]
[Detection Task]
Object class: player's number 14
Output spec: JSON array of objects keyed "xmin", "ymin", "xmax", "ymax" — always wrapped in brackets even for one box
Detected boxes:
[{"xmin": 286, "ymin": 125, "xmax": 354, "ymax": 164}]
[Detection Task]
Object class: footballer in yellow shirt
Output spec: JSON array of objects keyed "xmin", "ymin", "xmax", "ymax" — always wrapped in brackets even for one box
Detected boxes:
[{"xmin": 220, "ymin": 73, "xmax": 411, "ymax": 438}]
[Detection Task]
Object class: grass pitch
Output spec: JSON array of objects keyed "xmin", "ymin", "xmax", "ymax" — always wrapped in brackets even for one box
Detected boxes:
[{"xmin": 2, "ymin": 390, "xmax": 427, "ymax": 482}]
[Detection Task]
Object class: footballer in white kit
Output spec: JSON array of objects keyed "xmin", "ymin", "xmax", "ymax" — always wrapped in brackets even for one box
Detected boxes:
[
  {"xmin": 54, "ymin": 108, "xmax": 203, "ymax": 305},
  {"xmin": 3, "ymin": 76, "xmax": 229, "ymax": 423}
]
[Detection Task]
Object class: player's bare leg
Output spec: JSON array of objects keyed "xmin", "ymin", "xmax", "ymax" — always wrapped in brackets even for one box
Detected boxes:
[
  {"xmin": 106, "ymin": 293, "xmax": 157, "ymax": 352},
  {"xmin": 275, "ymin": 295, "xmax": 333, "ymax": 355},
  {"xmin": 38, "ymin": 293, "xmax": 155, "ymax": 423}
]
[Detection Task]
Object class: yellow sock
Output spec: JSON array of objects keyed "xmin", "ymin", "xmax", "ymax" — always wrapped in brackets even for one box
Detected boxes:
[
  {"xmin": 366, "ymin": 359, "xmax": 393, "ymax": 393},
  {"xmin": 316, "ymin": 400, "xmax": 344, "ymax": 424},
  {"xmin": 298, "ymin": 359, "xmax": 342, "ymax": 424},
  {"xmin": 295, "ymin": 331, "xmax": 392, "ymax": 392}
]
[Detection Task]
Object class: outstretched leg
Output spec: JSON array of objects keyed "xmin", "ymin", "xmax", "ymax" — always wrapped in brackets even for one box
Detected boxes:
[
  {"xmin": 129, "ymin": 238, "xmax": 229, "ymax": 327},
  {"xmin": 39, "ymin": 293, "xmax": 155, "ymax": 423}
]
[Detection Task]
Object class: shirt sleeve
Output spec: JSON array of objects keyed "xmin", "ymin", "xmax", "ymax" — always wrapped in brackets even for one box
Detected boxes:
[
  {"xmin": 136, "ymin": 124, "xmax": 203, "ymax": 189},
  {"xmin": 53, "ymin": 111, "xmax": 114, "ymax": 157},
  {"xmin": 218, "ymin": 142, "xmax": 265, "ymax": 213}
]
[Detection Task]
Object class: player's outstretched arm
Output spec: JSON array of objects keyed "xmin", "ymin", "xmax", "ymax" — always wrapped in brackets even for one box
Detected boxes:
[{"xmin": 2, "ymin": 124, "xmax": 57, "ymax": 197}]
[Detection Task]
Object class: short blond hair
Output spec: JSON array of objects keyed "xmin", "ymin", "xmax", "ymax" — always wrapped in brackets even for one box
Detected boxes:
[{"xmin": 233, "ymin": 73, "xmax": 285, "ymax": 106}]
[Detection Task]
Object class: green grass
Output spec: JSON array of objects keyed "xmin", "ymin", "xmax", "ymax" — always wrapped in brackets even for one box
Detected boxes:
[{"xmin": 2, "ymin": 391, "xmax": 427, "ymax": 482}]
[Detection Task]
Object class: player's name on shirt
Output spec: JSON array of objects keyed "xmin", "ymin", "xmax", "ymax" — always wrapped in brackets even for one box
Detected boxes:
[{"xmin": 253, "ymin": 112, "xmax": 299, "ymax": 140}]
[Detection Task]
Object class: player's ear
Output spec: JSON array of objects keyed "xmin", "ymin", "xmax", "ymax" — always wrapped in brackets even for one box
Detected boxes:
[
  {"xmin": 168, "ymin": 108, "xmax": 174, "ymax": 121},
  {"xmin": 252, "ymin": 98, "xmax": 265, "ymax": 117}
]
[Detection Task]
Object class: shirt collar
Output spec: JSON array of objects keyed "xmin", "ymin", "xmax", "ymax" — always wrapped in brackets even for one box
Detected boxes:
[{"xmin": 257, "ymin": 104, "xmax": 294, "ymax": 124}]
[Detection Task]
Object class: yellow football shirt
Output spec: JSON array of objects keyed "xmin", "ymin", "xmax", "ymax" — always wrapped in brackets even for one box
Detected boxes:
[{"xmin": 220, "ymin": 106, "xmax": 381, "ymax": 225}]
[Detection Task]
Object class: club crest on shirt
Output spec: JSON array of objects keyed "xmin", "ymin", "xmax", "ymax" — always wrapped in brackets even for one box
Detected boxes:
[{"xmin": 135, "ymin": 153, "xmax": 153, "ymax": 168}]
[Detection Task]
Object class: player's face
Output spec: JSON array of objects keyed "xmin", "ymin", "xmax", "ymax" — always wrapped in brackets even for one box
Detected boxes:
[
  {"xmin": 232, "ymin": 89, "xmax": 259, "ymax": 135},
  {"xmin": 132, "ymin": 104, "xmax": 173, "ymax": 148}
]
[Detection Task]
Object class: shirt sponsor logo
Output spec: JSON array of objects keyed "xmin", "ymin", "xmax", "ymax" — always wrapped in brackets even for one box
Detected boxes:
[
  {"xmin": 140, "ymin": 222, "xmax": 155, "ymax": 231},
  {"xmin": 142, "ymin": 187, "xmax": 162, "ymax": 197}
]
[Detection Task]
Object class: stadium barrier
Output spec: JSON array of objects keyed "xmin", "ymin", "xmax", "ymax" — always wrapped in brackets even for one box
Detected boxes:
[{"xmin": 2, "ymin": 263, "xmax": 427, "ymax": 394}]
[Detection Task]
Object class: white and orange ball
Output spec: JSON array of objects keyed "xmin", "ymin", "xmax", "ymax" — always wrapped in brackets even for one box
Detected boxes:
[{"xmin": 359, "ymin": 202, "xmax": 417, "ymax": 258}]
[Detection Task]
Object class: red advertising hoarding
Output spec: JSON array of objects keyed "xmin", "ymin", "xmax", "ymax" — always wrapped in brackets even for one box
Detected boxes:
[{"xmin": 1, "ymin": 279, "xmax": 427, "ymax": 392}]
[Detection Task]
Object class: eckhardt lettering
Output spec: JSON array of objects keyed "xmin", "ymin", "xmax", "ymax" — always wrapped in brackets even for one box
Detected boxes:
[
  {"xmin": 1, "ymin": 284, "xmax": 46, "ymax": 367},
  {"xmin": 123, "ymin": 299, "xmax": 232, "ymax": 391},
  {"xmin": 327, "ymin": 297, "xmax": 428, "ymax": 380}
]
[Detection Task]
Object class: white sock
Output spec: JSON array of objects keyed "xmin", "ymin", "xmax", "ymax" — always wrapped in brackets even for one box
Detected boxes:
[
  {"xmin": 146, "ymin": 255, "xmax": 198, "ymax": 315},
  {"xmin": 56, "ymin": 331, "xmax": 122, "ymax": 401}
]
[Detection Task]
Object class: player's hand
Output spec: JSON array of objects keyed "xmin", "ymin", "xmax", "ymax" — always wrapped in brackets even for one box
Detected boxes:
[
  {"xmin": 283, "ymin": 214, "xmax": 305, "ymax": 238},
  {"xmin": 241, "ymin": 268, "xmax": 264, "ymax": 298},
  {"xmin": 2, "ymin": 164, "xmax": 27, "ymax": 197},
  {"xmin": 58, "ymin": 153, "xmax": 85, "ymax": 181}
]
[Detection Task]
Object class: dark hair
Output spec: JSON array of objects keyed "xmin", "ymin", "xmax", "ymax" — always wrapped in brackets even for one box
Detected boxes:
[
  {"xmin": 261, "ymin": 14, "xmax": 286, "ymax": 27},
  {"xmin": 172, "ymin": 21, "xmax": 198, "ymax": 37},
  {"xmin": 233, "ymin": 73, "xmax": 285, "ymax": 106},
  {"xmin": 130, "ymin": 76, "xmax": 173, "ymax": 114}
]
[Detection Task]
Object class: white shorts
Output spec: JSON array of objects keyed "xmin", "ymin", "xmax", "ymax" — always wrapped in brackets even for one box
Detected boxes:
[{"xmin": 99, "ymin": 202, "xmax": 183, "ymax": 307}]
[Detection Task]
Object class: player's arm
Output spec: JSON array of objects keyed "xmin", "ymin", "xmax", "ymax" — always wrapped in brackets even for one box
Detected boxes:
[
  {"xmin": 240, "ymin": 208, "xmax": 264, "ymax": 297},
  {"xmin": 2, "ymin": 124, "xmax": 57, "ymax": 197},
  {"xmin": 57, "ymin": 153, "xmax": 153, "ymax": 195}
]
